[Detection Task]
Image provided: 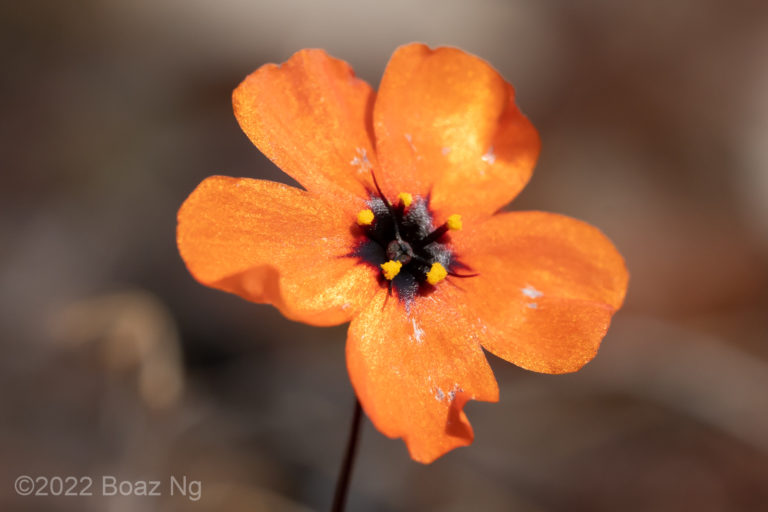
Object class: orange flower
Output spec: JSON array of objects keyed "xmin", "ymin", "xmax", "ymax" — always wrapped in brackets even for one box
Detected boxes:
[{"xmin": 177, "ymin": 44, "xmax": 628, "ymax": 463}]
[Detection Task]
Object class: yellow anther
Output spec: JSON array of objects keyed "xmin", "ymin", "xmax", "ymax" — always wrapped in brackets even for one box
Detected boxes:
[
  {"xmin": 397, "ymin": 192, "xmax": 413, "ymax": 207},
  {"xmin": 446, "ymin": 214, "xmax": 463, "ymax": 231},
  {"xmin": 426, "ymin": 262, "xmax": 448, "ymax": 285},
  {"xmin": 357, "ymin": 209, "xmax": 375, "ymax": 226},
  {"xmin": 380, "ymin": 260, "xmax": 403, "ymax": 280}
]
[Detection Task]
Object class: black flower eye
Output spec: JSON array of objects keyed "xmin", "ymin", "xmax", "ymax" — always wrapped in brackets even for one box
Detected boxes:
[{"xmin": 352, "ymin": 189, "xmax": 470, "ymax": 303}]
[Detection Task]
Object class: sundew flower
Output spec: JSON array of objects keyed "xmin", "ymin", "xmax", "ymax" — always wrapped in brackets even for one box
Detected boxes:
[{"xmin": 177, "ymin": 44, "xmax": 628, "ymax": 463}]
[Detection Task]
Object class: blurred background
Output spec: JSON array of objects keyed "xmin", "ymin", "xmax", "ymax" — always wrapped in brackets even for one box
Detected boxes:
[{"xmin": 2, "ymin": 1, "xmax": 768, "ymax": 510}]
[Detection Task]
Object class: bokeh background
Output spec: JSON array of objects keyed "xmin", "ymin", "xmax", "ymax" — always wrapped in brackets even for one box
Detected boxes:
[{"xmin": 2, "ymin": 1, "xmax": 768, "ymax": 510}]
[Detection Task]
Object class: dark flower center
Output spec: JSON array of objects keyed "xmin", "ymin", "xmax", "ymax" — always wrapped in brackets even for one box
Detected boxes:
[{"xmin": 352, "ymin": 192, "xmax": 468, "ymax": 302}]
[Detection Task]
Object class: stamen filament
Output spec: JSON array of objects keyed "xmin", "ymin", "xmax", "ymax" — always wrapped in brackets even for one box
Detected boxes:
[
  {"xmin": 448, "ymin": 271, "xmax": 479, "ymax": 278},
  {"xmin": 370, "ymin": 170, "xmax": 402, "ymax": 240},
  {"xmin": 418, "ymin": 214, "xmax": 463, "ymax": 247},
  {"xmin": 419, "ymin": 225, "xmax": 448, "ymax": 247},
  {"xmin": 370, "ymin": 169, "xmax": 391, "ymax": 207}
]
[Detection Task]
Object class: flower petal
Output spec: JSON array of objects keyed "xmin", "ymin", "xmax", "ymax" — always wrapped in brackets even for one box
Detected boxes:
[
  {"xmin": 373, "ymin": 43, "xmax": 540, "ymax": 219},
  {"xmin": 453, "ymin": 211, "xmax": 629, "ymax": 374},
  {"xmin": 233, "ymin": 49, "xmax": 376, "ymax": 201},
  {"xmin": 346, "ymin": 289, "xmax": 499, "ymax": 463},
  {"xmin": 177, "ymin": 176, "xmax": 376, "ymax": 326}
]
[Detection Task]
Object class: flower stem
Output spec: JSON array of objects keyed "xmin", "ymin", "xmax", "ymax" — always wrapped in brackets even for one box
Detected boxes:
[{"xmin": 331, "ymin": 397, "xmax": 363, "ymax": 512}]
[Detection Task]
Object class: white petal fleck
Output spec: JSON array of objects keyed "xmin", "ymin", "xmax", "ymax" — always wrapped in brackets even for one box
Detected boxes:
[
  {"xmin": 411, "ymin": 318, "xmax": 424, "ymax": 344},
  {"xmin": 404, "ymin": 133, "xmax": 417, "ymax": 152},
  {"xmin": 350, "ymin": 147, "xmax": 371, "ymax": 173},
  {"xmin": 526, "ymin": 302, "xmax": 538, "ymax": 309},
  {"xmin": 435, "ymin": 383, "xmax": 464, "ymax": 402},
  {"xmin": 447, "ymin": 383, "xmax": 463, "ymax": 402},
  {"xmin": 521, "ymin": 285, "xmax": 543, "ymax": 299},
  {"xmin": 481, "ymin": 146, "xmax": 496, "ymax": 165}
]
